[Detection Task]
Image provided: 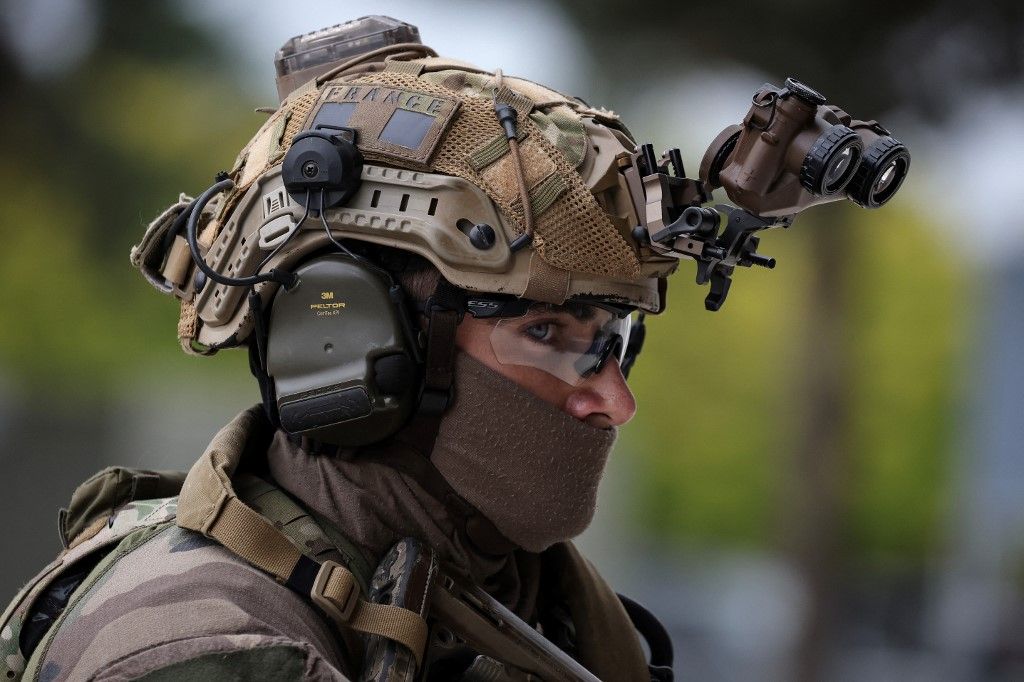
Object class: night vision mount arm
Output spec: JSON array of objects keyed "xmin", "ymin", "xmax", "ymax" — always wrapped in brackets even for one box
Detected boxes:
[{"xmin": 631, "ymin": 77, "xmax": 910, "ymax": 311}]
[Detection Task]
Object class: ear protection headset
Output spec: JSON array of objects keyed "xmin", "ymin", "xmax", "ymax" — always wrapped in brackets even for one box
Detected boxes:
[
  {"xmin": 213, "ymin": 128, "xmax": 431, "ymax": 448},
  {"xmin": 261, "ymin": 254, "xmax": 422, "ymax": 448}
]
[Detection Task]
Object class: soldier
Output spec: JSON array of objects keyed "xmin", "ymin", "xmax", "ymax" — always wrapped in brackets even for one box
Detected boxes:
[
  {"xmin": 2, "ymin": 14, "xmax": 910, "ymax": 682},
  {"xmin": 2, "ymin": 16, "xmax": 673, "ymax": 682}
]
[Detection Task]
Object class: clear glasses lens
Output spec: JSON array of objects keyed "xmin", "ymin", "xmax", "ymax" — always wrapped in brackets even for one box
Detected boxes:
[{"xmin": 489, "ymin": 303, "xmax": 633, "ymax": 385}]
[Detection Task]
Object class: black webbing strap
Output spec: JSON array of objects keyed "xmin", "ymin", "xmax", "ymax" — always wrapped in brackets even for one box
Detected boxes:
[
  {"xmin": 285, "ymin": 553, "xmax": 322, "ymax": 594},
  {"xmin": 247, "ymin": 290, "xmax": 281, "ymax": 429},
  {"xmin": 420, "ymin": 309, "xmax": 459, "ymax": 415},
  {"xmin": 419, "ymin": 279, "xmax": 466, "ymax": 416}
]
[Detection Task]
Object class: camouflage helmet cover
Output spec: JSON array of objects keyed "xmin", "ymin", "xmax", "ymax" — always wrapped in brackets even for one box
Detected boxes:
[{"xmin": 135, "ymin": 52, "xmax": 678, "ymax": 350}]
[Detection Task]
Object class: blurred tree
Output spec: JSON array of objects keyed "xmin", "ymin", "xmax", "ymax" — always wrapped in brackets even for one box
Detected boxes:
[
  {"xmin": 0, "ymin": 0, "xmax": 260, "ymax": 393},
  {"xmin": 549, "ymin": 0, "xmax": 1021, "ymax": 678},
  {"xmin": 0, "ymin": 0, "xmax": 263, "ymax": 607}
]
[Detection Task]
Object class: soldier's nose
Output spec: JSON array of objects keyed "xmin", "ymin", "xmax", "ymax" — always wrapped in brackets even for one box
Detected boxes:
[{"xmin": 563, "ymin": 360, "xmax": 637, "ymax": 429}]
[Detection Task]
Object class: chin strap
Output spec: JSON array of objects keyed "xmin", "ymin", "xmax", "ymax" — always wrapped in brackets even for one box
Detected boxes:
[{"xmin": 418, "ymin": 278, "xmax": 466, "ymax": 416}]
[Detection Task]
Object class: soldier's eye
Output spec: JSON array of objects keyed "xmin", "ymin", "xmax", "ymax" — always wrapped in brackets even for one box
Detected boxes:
[{"xmin": 524, "ymin": 322, "xmax": 554, "ymax": 343}]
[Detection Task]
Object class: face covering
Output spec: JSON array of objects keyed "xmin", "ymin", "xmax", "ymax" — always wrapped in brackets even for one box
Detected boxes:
[{"xmin": 430, "ymin": 352, "xmax": 618, "ymax": 553}]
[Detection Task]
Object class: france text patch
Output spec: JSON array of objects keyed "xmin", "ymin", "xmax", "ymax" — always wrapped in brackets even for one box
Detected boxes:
[{"xmin": 306, "ymin": 84, "xmax": 460, "ymax": 166}]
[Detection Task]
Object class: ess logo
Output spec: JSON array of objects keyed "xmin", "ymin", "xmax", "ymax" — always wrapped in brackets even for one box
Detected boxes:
[{"xmin": 467, "ymin": 300, "xmax": 500, "ymax": 314}]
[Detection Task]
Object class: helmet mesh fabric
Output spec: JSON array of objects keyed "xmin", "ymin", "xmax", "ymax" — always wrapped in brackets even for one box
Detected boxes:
[
  {"xmin": 335, "ymin": 70, "xmax": 642, "ymax": 281},
  {"xmin": 282, "ymin": 89, "xmax": 322, "ymax": 149}
]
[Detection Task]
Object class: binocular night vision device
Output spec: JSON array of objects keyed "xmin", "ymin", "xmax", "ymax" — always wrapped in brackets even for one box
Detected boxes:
[{"xmin": 633, "ymin": 77, "xmax": 910, "ymax": 310}]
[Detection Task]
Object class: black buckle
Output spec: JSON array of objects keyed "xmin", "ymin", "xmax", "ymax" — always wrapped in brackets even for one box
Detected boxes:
[{"xmin": 422, "ymin": 279, "xmax": 468, "ymax": 322}]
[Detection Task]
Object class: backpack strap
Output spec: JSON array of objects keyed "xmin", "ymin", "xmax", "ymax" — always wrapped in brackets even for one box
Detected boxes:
[
  {"xmin": 175, "ymin": 418, "xmax": 429, "ymax": 667},
  {"xmin": 233, "ymin": 474, "xmax": 375, "ymax": 594}
]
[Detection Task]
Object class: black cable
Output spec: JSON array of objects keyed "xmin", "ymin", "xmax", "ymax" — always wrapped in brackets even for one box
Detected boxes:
[
  {"xmin": 186, "ymin": 176, "xmax": 297, "ymax": 289},
  {"xmin": 317, "ymin": 188, "xmax": 361, "ymax": 261},
  {"xmin": 309, "ymin": 186, "xmax": 411, "ymax": 294}
]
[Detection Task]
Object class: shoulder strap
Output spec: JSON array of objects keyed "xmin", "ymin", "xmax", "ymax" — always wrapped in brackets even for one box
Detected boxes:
[
  {"xmin": 175, "ymin": 417, "xmax": 429, "ymax": 667},
  {"xmin": 233, "ymin": 473, "xmax": 375, "ymax": 594}
]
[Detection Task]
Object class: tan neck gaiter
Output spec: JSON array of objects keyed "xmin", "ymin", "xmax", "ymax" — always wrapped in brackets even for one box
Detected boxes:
[{"xmin": 431, "ymin": 353, "xmax": 618, "ymax": 553}]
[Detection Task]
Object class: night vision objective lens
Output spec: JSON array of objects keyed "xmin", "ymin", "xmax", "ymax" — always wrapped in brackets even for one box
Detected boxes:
[
  {"xmin": 800, "ymin": 125, "xmax": 863, "ymax": 197},
  {"xmin": 846, "ymin": 136, "xmax": 911, "ymax": 208},
  {"xmin": 824, "ymin": 146, "xmax": 855, "ymax": 188}
]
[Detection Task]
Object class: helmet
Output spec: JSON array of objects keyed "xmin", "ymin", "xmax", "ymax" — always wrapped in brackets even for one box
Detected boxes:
[{"xmin": 131, "ymin": 17, "xmax": 678, "ymax": 446}]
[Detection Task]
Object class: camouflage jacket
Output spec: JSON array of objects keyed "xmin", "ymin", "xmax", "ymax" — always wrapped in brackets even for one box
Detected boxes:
[{"xmin": 2, "ymin": 407, "xmax": 651, "ymax": 681}]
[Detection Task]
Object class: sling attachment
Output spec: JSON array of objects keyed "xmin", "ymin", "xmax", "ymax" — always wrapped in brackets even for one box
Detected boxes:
[
  {"xmin": 176, "ymin": 441, "xmax": 429, "ymax": 667},
  {"xmin": 617, "ymin": 593, "xmax": 675, "ymax": 681}
]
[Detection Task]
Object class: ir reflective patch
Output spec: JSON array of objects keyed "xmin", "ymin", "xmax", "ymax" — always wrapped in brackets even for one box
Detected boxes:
[
  {"xmin": 380, "ymin": 109, "xmax": 435, "ymax": 149},
  {"xmin": 311, "ymin": 102, "xmax": 356, "ymax": 131}
]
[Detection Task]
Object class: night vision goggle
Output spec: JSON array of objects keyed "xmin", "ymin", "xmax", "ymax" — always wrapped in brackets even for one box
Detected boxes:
[{"xmin": 622, "ymin": 77, "xmax": 911, "ymax": 311}]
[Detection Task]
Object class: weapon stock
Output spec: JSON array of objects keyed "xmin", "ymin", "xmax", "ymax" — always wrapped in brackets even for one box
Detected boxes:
[
  {"xmin": 428, "ymin": 575, "xmax": 601, "ymax": 682},
  {"xmin": 361, "ymin": 538, "xmax": 600, "ymax": 682}
]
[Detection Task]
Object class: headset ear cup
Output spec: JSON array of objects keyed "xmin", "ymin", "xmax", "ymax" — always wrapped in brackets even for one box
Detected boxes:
[
  {"xmin": 264, "ymin": 255, "xmax": 418, "ymax": 447},
  {"xmin": 282, "ymin": 130, "xmax": 363, "ymax": 209}
]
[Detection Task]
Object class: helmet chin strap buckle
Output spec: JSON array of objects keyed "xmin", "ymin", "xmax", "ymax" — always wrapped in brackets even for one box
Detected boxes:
[
  {"xmin": 418, "ymin": 386, "xmax": 453, "ymax": 416},
  {"xmin": 417, "ymin": 279, "xmax": 466, "ymax": 417}
]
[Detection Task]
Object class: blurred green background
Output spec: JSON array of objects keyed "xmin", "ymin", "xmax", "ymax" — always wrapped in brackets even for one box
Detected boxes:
[{"xmin": 1, "ymin": 1, "xmax": 1021, "ymax": 680}]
